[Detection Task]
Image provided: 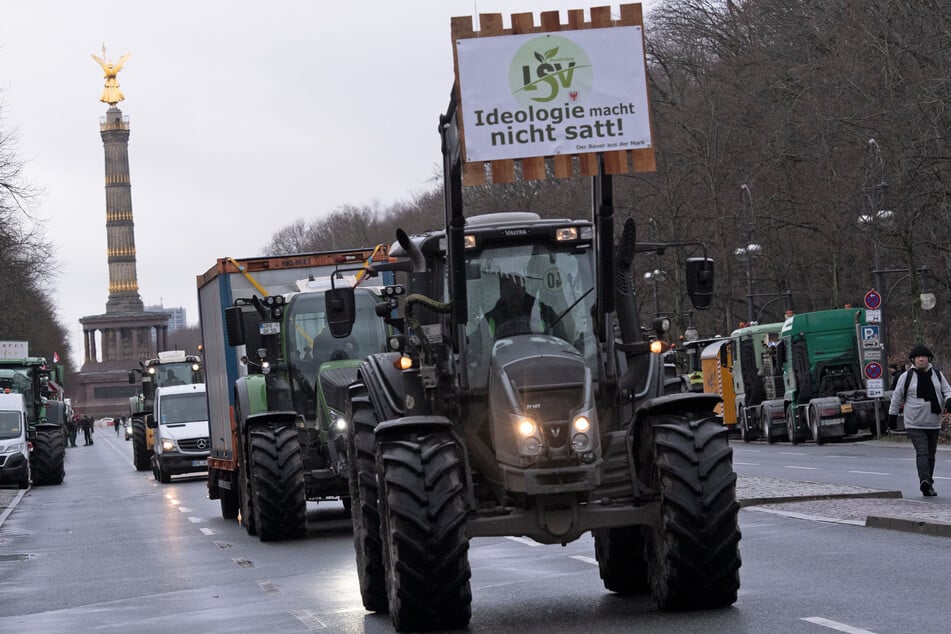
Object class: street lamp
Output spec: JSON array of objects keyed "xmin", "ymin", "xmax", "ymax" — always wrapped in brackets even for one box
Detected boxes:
[
  {"xmin": 643, "ymin": 268, "xmax": 666, "ymax": 317},
  {"xmin": 734, "ymin": 242, "xmax": 761, "ymax": 323}
]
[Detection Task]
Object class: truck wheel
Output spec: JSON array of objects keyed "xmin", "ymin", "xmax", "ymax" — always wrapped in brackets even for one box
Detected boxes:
[
  {"xmin": 347, "ymin": 401, "xmax": 387, "ymax": 613},
  {"xmin": 643, "ymin": 412, "xmax": 741, "ymax": 610},
  {"xmin": 809, "ymin": 406, "xmax": 825, "ymax": 446},
  {"xmin": 219, "ymin": 481, "xmax": 240, "ymax": 520},
  {"xmin": 157, "ymin": 460, "xmax": 172, "ymax": 484},
  {"xmin": 248, "ymin": 425, "xmax": 306, "ymax": 541},
  {"xmin": 31, "ymin": 427, "xmax": 66, "ymax": 486},
  {"xmin": 739, "ymin": 409, "xmax": 752, "ymax": 443},
  {"xmin": 764, "ymin": 417, "xmax": 775, "ymax": 445},
  {"xmin": 786, "ymin": 407, "xmax": 801, "ymax": 445},
  {"xmin": 132, "ymin": 419, "xmax": 151, "ymax": 471},
  {"xmin": 377, "ymin": 429, "xmax": 472, "ymax": 631},
  {"xmin": 18, "ymin": 461, "xmax": 31, "ymax": 489},
  {"xmin": 593, "ymin": 526, "xmax": 649, "ymax": 594}
]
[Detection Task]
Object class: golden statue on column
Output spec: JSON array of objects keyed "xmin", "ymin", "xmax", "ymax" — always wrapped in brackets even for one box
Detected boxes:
[{"xmin": 91, "ymin": 45, "xmax": 131, "ymax": 105}]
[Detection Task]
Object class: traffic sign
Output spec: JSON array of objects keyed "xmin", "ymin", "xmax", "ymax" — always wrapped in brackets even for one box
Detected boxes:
[
  {"xmin": 860, "ymin": 325, "xmax": 880, "ymax": 344},
  {"xmin": 864, "ymin": 361, "xmax": 884, "ymax": 380},
  {"xmin": 864, "ymin": 289, "xmax": 882, "ymax": 310},
  {"xmin": 866, "ymin": 378, "xmax": 884, "ymax": 397},
  {"xmin": 865, "ymin": 308, "xmax": 881, "ymax": 323}
]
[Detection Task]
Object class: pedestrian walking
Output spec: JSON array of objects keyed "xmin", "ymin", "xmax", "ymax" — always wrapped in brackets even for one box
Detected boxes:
[
  {"xmin": 114, "ymin": 416, "xmax": 121, "ymax": 436},
  {"xmin": 66, "ymin": 414, "xmax": 78, "ymax": 448},
  {"xmin": 81, "ymin": 415, "xmax": 94, "ymax": 446},
  {"xmin": 889, "ymin": 344, "xmax": 951, "ymax": 496}
]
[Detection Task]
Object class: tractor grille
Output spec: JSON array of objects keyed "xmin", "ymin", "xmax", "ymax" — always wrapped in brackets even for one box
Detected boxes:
[
  {"xmin": 319, "ymin": 366, "xmax": 360, "ymax": 412},
  {"xmin": 179, "ymin": 437, "xmax": 211, "ymax": 453},
  {"xmin": 520, "ymin": 388, "xmax": 581, "ymax": 424}
]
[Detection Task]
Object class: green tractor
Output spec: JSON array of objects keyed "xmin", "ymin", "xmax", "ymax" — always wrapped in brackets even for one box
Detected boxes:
[
  {"xmin": 222, "ymin": 275, "xmax": 393, "ymax": 541},
  {"xmin": 128, "ymin": 351, "xmax": 203, "ymax": 471},
  {"xmin": 0, "ymin": 343, "xmax": 67, "ymax": 485},
  {"xmin": 340, "ymin": 94, "xmax": 740, "ymax": 631}
]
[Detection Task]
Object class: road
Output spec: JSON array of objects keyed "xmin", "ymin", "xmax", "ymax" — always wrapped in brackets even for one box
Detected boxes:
[
  {"xmin": 1, "ymin": 431, "xmax": 949, "ymax": 633},
  {"xmin": 732, "ymin": 436, "xmax": 951, "ymax": 503}
]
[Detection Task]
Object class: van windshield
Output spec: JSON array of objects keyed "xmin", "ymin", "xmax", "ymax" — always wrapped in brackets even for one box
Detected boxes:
[
  {"xmin": 159, "ymin": 393, "xmax": 207, "ymax": 424},
  {"xmin": 0, "ymin": 411, "xmax": 23, "ymax": 439}
]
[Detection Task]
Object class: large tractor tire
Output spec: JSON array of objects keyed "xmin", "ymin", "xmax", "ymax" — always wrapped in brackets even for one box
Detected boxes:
[
  {"xmin": 377, "ymin": 429, "xmax": 471, "ymax": 632},
  {"xmin": 593, "ymin": 526, "xmax": 650, "ymax": 594},
  {"xmin": 132, "ymin": 418, "xmax": 151, "ymax": 471},
  {"xmin": 643, "ymin": 412, "xmax": 741, "ymax": 611},
  {"xmin": 347, "ymin": 400, "xmax": 387, "ymax": 612},
  {"xmin": 31, "ymin": 427, "xmax": 65, "ymax": 486},
  {"xmin": 248, "ymin": 424, "xmax": 306, "ymax": 542}
]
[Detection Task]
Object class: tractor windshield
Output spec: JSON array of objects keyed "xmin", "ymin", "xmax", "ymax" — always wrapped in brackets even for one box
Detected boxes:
[
  {"xmin": 465, "ymin": 242, "xmax": 597, "ymax": 389},
  {"xmin": 286, "ymin": 288, "xmax": 389, "ymax": 390},
  {"xmin": 153, "ymin": 362, "xmax": 200, "ymax": 388}
]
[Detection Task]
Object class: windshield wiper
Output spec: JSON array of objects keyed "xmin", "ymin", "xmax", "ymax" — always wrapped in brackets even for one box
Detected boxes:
[{"xmin": 545, "ymin": 287, "xmax": 593, "ymax": 334}]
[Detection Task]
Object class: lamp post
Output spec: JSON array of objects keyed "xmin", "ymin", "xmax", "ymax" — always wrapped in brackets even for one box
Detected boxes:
[
  {"xmin": 643, "ymin": 268, "xmax": 666, "ymax": 318},
  {"xmin": 860, "ymin": 138, "xmax": 895, "ymax": 358},
  {"xmin": 737, "ymin": 184, "xmax": 761, "ymax": 324}
]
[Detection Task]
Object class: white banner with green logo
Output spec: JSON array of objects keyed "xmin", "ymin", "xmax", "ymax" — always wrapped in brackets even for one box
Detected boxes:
[{"xmin": 456, "ymin": 26, "xmax": 651, "ymax": 162}]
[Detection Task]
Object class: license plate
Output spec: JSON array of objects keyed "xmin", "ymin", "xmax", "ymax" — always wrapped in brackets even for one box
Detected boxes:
[
  {"xmin": 192, "ymin": 460, "xmax": 208, "ymax": 467},
  {"xmin": 821, "ymin": 417, "xmax": 844, "ymax": 426},
  {"xmin": 259, "ymin": 322, "xmax": 281, "ymax": 335},
  {"xmin": 840, "ymin": 403, "xmax": 853, "ymax": 413}
]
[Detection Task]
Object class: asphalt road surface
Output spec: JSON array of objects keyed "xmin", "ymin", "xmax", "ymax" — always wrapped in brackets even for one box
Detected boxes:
[{"xmin": 1, "ymin": 431, "xmax": 948, "ymax": 633}]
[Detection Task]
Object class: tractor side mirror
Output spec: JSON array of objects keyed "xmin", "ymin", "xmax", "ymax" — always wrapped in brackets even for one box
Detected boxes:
[
  {"xmin": 686, "ymin": 257, "xmax": 715, "ymax": 310},
  {"xmin": 326, "ymin": 286, "xmax": 356, "ymax": 338},
  {"xmin": 146, "ymin": 414, "xmax": 157, "ymax": 429},
  {"xmin": 225, "ymin": 306, "xmax": 246, "ymax": 347}
]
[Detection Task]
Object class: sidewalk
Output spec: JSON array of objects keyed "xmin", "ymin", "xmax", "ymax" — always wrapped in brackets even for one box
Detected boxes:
[{"xmin": 5, "ymin": 474, "xmax": 951, "ymax": 536}]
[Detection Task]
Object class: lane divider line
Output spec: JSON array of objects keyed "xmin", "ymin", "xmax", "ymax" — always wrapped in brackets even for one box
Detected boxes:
[{"xmin": 801, "ymin": 616, "xmax": 877, "ymax": 633}]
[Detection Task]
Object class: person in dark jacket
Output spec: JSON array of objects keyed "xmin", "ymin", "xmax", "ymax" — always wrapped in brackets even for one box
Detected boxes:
[
  {"xmin": 81, "ymin": 415, "xmax": 94, "ymax": 446},
  {"xmin": 889, "ymin": 344, "xmax": 951, "ymax": 496}
]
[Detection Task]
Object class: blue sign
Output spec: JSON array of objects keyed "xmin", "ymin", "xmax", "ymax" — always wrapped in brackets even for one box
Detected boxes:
[
  {"xmin": 860, "ymin": 325, "xmax": 880, "ymax": 342},
  {"xmin": 865, "ymin": 361, "xmax": 883, "ymax": 380}
]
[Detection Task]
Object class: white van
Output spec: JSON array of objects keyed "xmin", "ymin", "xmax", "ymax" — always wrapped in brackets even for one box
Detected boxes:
[
  {"xmin": 0, "ymin": 392, "xmax": 30, "ymax": 489},
  {"xmin": 149, "ymin": 383, "xmax": 210, "ymax": 483}
]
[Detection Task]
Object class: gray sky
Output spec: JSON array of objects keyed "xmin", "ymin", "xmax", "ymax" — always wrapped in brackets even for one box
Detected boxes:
[{"xmin": 1, "ymin": 1, "xmax": 654, "ymax": 366}]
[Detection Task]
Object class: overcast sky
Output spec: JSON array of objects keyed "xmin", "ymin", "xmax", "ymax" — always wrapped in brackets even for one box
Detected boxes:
[{"xmin": 1, "ymin": 1, "xmax": 655, "ymax": 367}]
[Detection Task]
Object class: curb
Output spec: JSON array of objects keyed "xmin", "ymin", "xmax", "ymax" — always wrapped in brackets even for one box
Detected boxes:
[
  {"xmin": 0, "ymin": 488, "xmax": 27, "ymax": 529},
  {"xmin": 739, "ymin": 489, "xmax": 903, "ymax": 508},
  {"xmin": 866, "ymin": 514, "xmax": 951, "ymax": 537}
]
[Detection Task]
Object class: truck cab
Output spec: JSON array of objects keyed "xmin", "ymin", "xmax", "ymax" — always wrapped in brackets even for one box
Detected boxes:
[
  {"xmin": 149, "ymin": 383, "xmax": 210, "ymax": 483},
  {"xmin": 0, "ymin": 392, "xmax": 30, "ymax": 489}
]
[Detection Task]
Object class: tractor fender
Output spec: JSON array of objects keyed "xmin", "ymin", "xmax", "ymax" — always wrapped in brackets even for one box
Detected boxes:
[
  {"xmin": 351, "ymin": 352, "xmax": 405, "ymax": 422},
  {"xmin": 375, "ymin": 415, "xmax": 454, "ymax": 438},
  {"xmin": 633, "ymin": 392, "xmax": 722, "ymax": 426},
  {"xmin": 233, "ymin": 376, "xmax": 297, "ymax": 433}
]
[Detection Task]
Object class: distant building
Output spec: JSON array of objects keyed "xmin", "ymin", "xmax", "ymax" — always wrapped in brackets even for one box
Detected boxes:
[{"xmin": 146, "ymin": 304, "xmax": 186, "ymax": 332}]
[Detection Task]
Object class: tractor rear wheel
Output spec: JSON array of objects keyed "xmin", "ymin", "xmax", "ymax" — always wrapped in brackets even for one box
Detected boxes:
[
  {"xmin": 32, "ymin": 427, "xmax": 65, "ymax": 485},
  {"xmin": 593, "ymin": 526, "xmax": 650, "ymax": 594},
  {"xmin": 217, "ymin": 472, "xmax": 240, "ymax": 520},
  {"xmin": 643, "ymin": 412, "xmax": 741, "ymax": 610},
  {"xmin": 132, "ymin": 418, "xmax": 151, "ymax": 471},
  {"xmin": 377, "ymin": 429, "xmax": 471, "ymax": 631},
  {"xmin": 248, "ymin": 425, "xmax": 306, "ymax": 541},
  {"xmin": 347, "ymin": 400, "xmax": 387, "ymax": 612}
]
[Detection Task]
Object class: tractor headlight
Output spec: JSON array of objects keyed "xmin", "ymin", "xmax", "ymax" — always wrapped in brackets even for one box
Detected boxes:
[
  {"xmin": 161, "ymin": 438, "xmax": 178, "ymax": 452},
  {"xmin": 513, "ymin": 415, "xmax": 542, "ymax": 456},
  {"xmin": 329, "ymin": 410, "xmax": 349, "ymax": 433},
  {"xmin": 572, "ymin": 416, "xmax": 590, "ymax": 433}
]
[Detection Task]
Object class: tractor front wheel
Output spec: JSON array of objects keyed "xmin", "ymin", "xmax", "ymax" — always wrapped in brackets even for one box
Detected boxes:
[
  {"xmin": 643, "ymin": 412, "xmax": 741, "ymax": 610},
  {"xmin": 347, "ymin": 400, "xmax": 387, "ymax": 612},
  {"xmin": 377, "ymin": 429, "xmax": 471, "ymax": 631},
  {"xmin": 248, "ymin": 425, "xmax": 306, "ymax": 541},
  {"xmin": 132, "ymin": 419, "xmax": 151, "ymax": 471}
]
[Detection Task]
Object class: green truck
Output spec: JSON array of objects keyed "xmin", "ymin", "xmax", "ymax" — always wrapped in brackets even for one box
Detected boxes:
[
  {"xmin": 729, "ymin": 322, "xmax": 786, "ymax": 443},
  {"xmin": 762, "ymin": 308, "xmax": 886, "ymax": 444},
  {"xmin": 0, "ymin": 341, "xmax": 67, "ymax": 485}
]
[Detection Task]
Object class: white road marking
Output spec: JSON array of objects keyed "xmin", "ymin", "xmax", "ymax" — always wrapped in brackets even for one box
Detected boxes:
[
  {"xmin": 187, "ymin": 517, "xmax": 202, "ymax": 523},
  {"xmin": 934, "ymin": 476, "xmax": 951, "ymax": 480},
  {"xmin": 571, "ymin": 555, "xmax": 598, "ymax": 565},
  {"xmin": 784, "ymin": 465, "xmax": 818, "ymax": 470},
  {"xmin": 732, "ymin": 448, "xmax": 760, "ymax": 453},
  {"xmin": 748, "ymin": 507, "xmax": 864, "ymax": 526},
  {"xmin": 178, "ymin": 507, "xmax": 192, "ymax": 513},
  {"xmin": 200, "ymin": 527, "xmax": 215, "ymax": 535},
  {"xmin": 505, "ymin": 535, "xmax": 543, "ymax": 547},
  {"xmin": 733, "ymin": 461, "xmax": 759, "ymax": 466},
  {"xmin": 257, "ymin": 580, "xmax": 281, "ymax": 593},
  {"xmin": 847, "ymin": 471, "xmax": 889, "ymax": 476},
  {"xmin": 780, "ymin": 452, "xmax": 807, "ymax": 456},
  {"xmin": 801, "ymin": 616, "xmax": 877, "ymax": 633}
]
